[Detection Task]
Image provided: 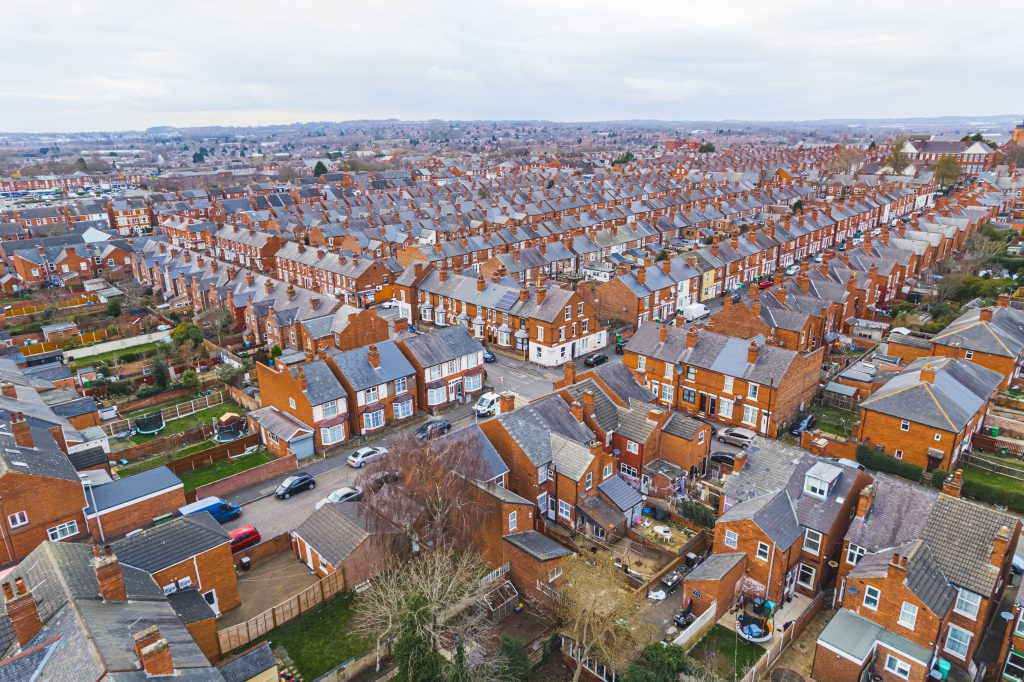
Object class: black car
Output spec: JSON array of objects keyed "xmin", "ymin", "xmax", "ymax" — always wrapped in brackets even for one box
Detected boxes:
[
  {"xmin": 583, "ymin": 353, "xmax": 608, "ymax": 367},
  {"xmin": 367, "ymin": 470, "xmax": 403, "ymax": 492},
  {"xmin": 275, "ymin": 473, "xmax": 316, "ymax": 499},
  {"xmin": 414, "ymin": 419, "xmax": 451, "ymax": 441},
  {"xmin": 710, "ymin": 451, "xmax": 735, "ymax": 468},
  {"xmin": 789, "ymin": 413, "xmax": 817, "ymax": 436},
  {"xmin": 482, "ymin": 348, "xmax": 496, "ymax": 363}
]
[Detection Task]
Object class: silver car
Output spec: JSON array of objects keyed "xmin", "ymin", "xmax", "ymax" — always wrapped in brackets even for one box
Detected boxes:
[{"xmin": 717, "ymin": 427, "xmax": 756, "ymax": 449}]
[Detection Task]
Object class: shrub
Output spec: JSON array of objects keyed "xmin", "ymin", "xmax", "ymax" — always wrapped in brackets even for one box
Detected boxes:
[
  {"xmin": 677, "ymin": 499, "xmax": 716, "ymax": 528},
  {"xmin": 136, "ymin": 384, "xmax": 164, "ymax": 399},
  {"xmin": 856, "ymin": 444, "xmax": 923, "ymax": 482},
  {"xmin": 931, "ymin": 469, "xmax": 948, "ymax": 489},
  {"xmin": 499, "ymin": 637, "xmax": 531, "ymax": 682},
  {"xmin": 961, "ymin": 480, "xmax": 1024, "ymax": 515}
]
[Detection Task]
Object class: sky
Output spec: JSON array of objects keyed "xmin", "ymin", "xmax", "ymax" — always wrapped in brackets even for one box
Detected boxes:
[{"xmin": 3, "ymin": 0, "xmax": 1022, "ymax": 132}]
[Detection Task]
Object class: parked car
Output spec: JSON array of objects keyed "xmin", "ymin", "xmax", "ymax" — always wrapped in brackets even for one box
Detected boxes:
[
  {"xmin": 583, "ymin": 353, "xmax": 608, "ymax": 367},
  {"xmin": 789, "ymin": 413, "xmax": 817, "ymax": 436},
  {"xmin": 347, "ymin": 446, "xmax": 388, "ymax": 468},
  {"xmin": 717, "ymin": 427, "xmax": 756, "ymax": 448},
  {"xmin": 275, "ymin": 473, "xmax": 316, "ymax": 499},
  {"xmin": 229, "ymin": 526, "xmax": 261, "ymax": 553},
  {"xmin": 813, "ymin": 253, "xmax": 824, "ymax": 263},
  {"xmin": 377, "ymin": 299, "xmax": 398, "ymax": 309},
  {"xmin": 710, "ymin": 451, "xmax": 735, "ymax": 468},
  {"xmin": 783, "ymin": 264, "xmax": 800, "ymax": 276},
  {"xmin": 482, "ymin": 347, "xmax": 496, "ymax": 363},
  {"xmin": 367, "ymin": 470, "xmax": 403, "ymax": 492},
  {"xmin": 757, "ymin": 277, "xmax": 774, "ymax": 290},
  {"xmin": 729, "ymin": 291, "xmax": 742, "ymax": 303},
  {"xmin": 414, "ymin": 419, "xmax": 451, "ymax": 441},
  {"xmin": 473, "ymin": 392, "xmax": 503, "ymax": 418},
  {"xmin": 178, "ymin": 496, "xmax": 241, "ymax": 523},
  {"xmin": 315, "ymin": 485, "xmax": 363, "ymax": 510}
]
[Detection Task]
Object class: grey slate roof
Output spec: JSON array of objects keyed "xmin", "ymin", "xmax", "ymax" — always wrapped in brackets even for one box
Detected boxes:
[
  {"xmin": 686, "ymin": 552, "xmax": 744, "ymax": 581},
  {"xmin": 564, "ymin": 380, "xmax": 618, "ymax": 433},
  {"xmin": 818, "ymin": 609, "xmax": 931, "ymax": 664},
  {"xmin": 932, "ymin": 306, "xmax": 1024, "ymax": 358},
  {"xmin": 504, "ymin": 531, "xmax": 572, "ymax": 561},
  {"xmin": 445, "ymin": 425, "xmax": 509, "ymax": 482},
  {"xmin": 496, "ymin": 394, "xmax": 595, "ymax": 468},
  {"xmin": 293, "ymin": 501, "xmax": 395, "ymax": 566},
  {"xmin": 721, "ymin": 439, "xmax": 805, "ymax": 504},
  {"xmin": 849, "ymin": 540, "xmax": 956, "ymax": 616},
  {"xmin": 579, "ymin": 494, "xmax": 622, "ymax": 529},
  {"xmin": 296, "ymin": 359, "xmax": 348, "ymax": 406},
  {"xmin": 550, "ymin": 433, "xmax": 595, "ymax": 482},
  {"xmin": 719, "ymin": 489, "xmax": 802, "ymax": 548},
  {"xmin": 167, "ymin": 588, "xmax": 217, "ymax": 624},
  {"xmin": 0, "ymin": 424, "xmax": 80, "ymax": 482},
  {"xmin": 845, "ymin": 473, "xmax": 938, "ymax": 552},
  {"xmin": 860, "ymin": 356, "xmax": 1003, "ymax": 431},
  {"xmin": 400, "ymin": 325, "xmax": 483, "ymax": 368},
  {"xmin": 249, "ymin": 405, "xmax": 313, "ymax": 441},
  {"xmin": 663, "ymin": 412, "xmax": 702, "ymax": 440},
  {"xmin": 68, "ymin": 445, "xmax": 108, "ymax": 470},
  {"xmin": 84, "ymin": 465, "xmax": 183, "ymax": 515},
  {"xmin": 113, "ymin": 512, "xmax": 231, "ymax": 573},
  {"xmin": 590, "ymin": 362, "xmax": 656, "ymax": 403},
  {"xmin": 219, "ymin": 642, "xmax": 276, "ymax": 682},
  {"xmin": 328, "ymin": 340, "xmax": 413, "ymax": 391},
  {"xmin": 598, "ymin": 475, "xmax": 643, "ymax": 512}
]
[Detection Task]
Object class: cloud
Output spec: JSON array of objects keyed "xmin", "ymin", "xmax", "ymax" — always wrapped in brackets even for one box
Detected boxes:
[{"xmin": 1, "ymin": 0, "xmax": 1021, "ymax": 131}]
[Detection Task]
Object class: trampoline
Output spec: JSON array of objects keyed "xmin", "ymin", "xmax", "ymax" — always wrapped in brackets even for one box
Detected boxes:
[{"xmin": 134, "ymin": 412, "xmax": 165, "ymax": 435}]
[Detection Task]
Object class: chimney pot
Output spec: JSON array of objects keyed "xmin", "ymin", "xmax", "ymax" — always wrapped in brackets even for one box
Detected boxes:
[
  {"xmin": 367, "ymin": 344, "xmax": 381, "ymax": 369},
  {"xmin": 942, "ymin": 469, "xmax": 964, "ymax": 498},
  {"xmin": 5, "ymin": 578, "xmax": 43, "ymax": 648}
]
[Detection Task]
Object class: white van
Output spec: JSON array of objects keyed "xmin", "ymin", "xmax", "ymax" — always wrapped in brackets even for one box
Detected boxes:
[
  {"xmin": 473, "ymin": 392, "xmax": 503, "ymax": 418},
  {"xmin": 682, "ymin": 303, "xmax": 710, "ymax": 322}
]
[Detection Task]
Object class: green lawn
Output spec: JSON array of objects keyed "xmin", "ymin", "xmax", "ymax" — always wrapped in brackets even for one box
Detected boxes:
[
  {"xmin": 962, "ymin": 464, "xmax": 1024, "ymax": 495},
  {"xmin": 179, "ymin": 450, "xmax": 272, "ymax": 492},
  {"xmin": 688, "ymin": 625, "xmax": 764, "ymax": 680},
  {"xmin": 808, "ymin": 403, "xmax": 857, "ymax": 438},
  {"xmin": 115, "ymin": 439, "xmax": 217, "ymax": 477},
  {"xmin": 69, "ymin": 341, "xmax": 164, "ymax": 370},
  {"xmin": 129, "ymin": 402, "xmax": 240, "ymax": 444},
  {"xmin": 251, "ymin": 593, "xmax": 368, "ymax": 679}
]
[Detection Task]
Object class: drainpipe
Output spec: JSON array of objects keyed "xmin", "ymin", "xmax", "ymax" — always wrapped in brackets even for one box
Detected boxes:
[{"xmin": 766, "ymin": 541, "xmax": 777, "ymax": 602}]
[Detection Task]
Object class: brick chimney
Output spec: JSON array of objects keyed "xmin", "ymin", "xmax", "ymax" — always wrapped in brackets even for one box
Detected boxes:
[
  {"xmin": 570, "ymin": 400, "xmax": 583, "ymax": 423},
  {"xmin": 998, "ymin": 293, "xmax": 1010, "ymax": 308},
  {"xmin": 581, "ymin": 390, "xmax": 596, "ymax": 418},
  {"xmin": 132, "ymin": 626, "xmax": 174, "ymax": 676},
  {"xmin": 636, "ymin": 268, "xmax": 646, "ymax": 285},
  {"xmin": 564, "ymin": 361, "xmax": 576, "ymax": 386},
  {"xmin": 856, "ymin": 484, "xmax": 874, "ymax": 518},
  {"xmin": 686, "ymin": 325, "xmax": 699, "ymax": 349},
  {"xmin": 919, "ymin": 363, "xmax": 936, "ymax": 385},
  {"xmin": 499, "ymin": 391, "xmax": 516, "ymax": 414},
  {"xmin": 796, "ymin": 272, "xmax": 809, "ymax": 293},
  {"xmin": 888, "ymin": 552, "xmax": 909, "ymax": 575},
  {"xmin": 943, "ymin": 469, "xmax": 963, "ymax": 498},
  {"xmin": 519, "ymin": 287, "xmax": 528, "ymax": 302},
  {"xmin": 659, "ymin": 324, "xmax": 668, "ymax": 343},
  {"xmin": 731, "ymin": 450, "xmax": 748, "ymax": 474},
  {"xmin": 367, "ymin": 344, "xmax": 380, "ymax": 369},
  {"xmin": 980, "ymin": 307, "xmax": 993, "ymax": 323},
  {"xmin": 661, "ymin": 258, "xmax": 672, "ymax": 274},
  {"xmin": 992, "ymin": 525, "xmax": 1012, "ymax": 568},
  {"xmin": 477, "ymin": 275, "xmax": 485, "ymax": 292},
  {"xmin": 747, "ymin": 339, "xmax": 760, "ymax": 365},
  {"xmin": 4, "ymin": 578, "xmax": 43, "ymax": 649},
  {"xmin": 438, "ymin": 267, "xmax": 448, "ymax": 283},
  {"xmin": 536, "ymin": 286, "xmax": 546, "ymax": 305},
  {"xmin": 295, "ymin": 367, "xmax": 307, "ymax": 391},
  {"xmin": 263, "ymin": 278, "xmax": 273, "ymax": 293},
  {"xmin": 414, "ymin": 262, "xmax": 423, "ymax": 278},
  {"xmin": 0, "ymin": 382, "xmax": 16, "ymax": 399},
  {"xmin": 94, "ymin": 544, "xmax": 127, "ymax": 602},
  {"xmin": 775, "ymin": 287, "xmax": 787, "ymax": 306},
  {"xmin": 10, "ymin": 412, "xmax": 32, "ymax": 449}
]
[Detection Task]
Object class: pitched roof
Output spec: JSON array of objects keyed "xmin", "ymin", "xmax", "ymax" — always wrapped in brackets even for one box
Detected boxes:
[
  {"xmin": 296, "ymin": 359, "xmax": 347, "ymax": 406},
  {"xmin": 328, "ymin": 340, "xmax": 413, "ymax": 391},
  {"xmin": 219, "ymin": 642, "xmax": 276, "ymax": 682},
  {"xmin": 549, "ymin": 433, "xmax": 594, "ymax": 482},
  {"xmin": 496, "ymin": 395, "xmax": 595, "ymax": 468},
  {"xmin": 293, "ymin": 501, "xmax": 395, "ymax": 566},
  {"xmin": 399, "ymin": 325, "xmax": 482, "ymax": 367},
  {"xmin": 849, "ymin": 540, "xmax": 956, "ymax": 616},
  {"xmin": 685, "ymin": 552, "xmax": 744, "ymax": 581},
  {"xmin": 720, "ymin": 489, "xmax": 802, "ymax": 548},
  {"xmin": 113, "ymin": 512, "xmax": 231, "ymax": 573},
  {"xmin": 931, "ymin": 306, "xmax": 1024, "ymax": 359}
]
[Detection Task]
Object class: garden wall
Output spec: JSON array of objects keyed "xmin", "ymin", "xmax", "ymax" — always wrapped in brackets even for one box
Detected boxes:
[
  {"xmin": 800, "ymin": 430, "xmax": 858, "ymax": 461},
  {"xmin": 193, "ymin": 454, "xmax": 296, "ymax": 501},
  {"xmin": 232, "ymin": 532, "xmax": 292, "ymax": 570},
  {"xmin": 166, "ymin": 434, "xmax": 260, "ymax": 475},
  {"xmin": 117, "ymin": 425, "xmax": 214, "ymax": 462}
]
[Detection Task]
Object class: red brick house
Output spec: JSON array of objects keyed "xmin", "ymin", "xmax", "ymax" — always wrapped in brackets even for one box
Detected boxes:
[
  {"xmin": 292, "ymin": 501, "xmax": 401, "ymax": 585},
  {"xmin": 83, "ymin": 466, "xmax": 185, "ymax": 541},
  {"xmin": 325, "ymin": 341, "xmax": 417, "ymax": 437},
  {"xmin": 255, "ymin": 358, "xmax": 350, "ymax": 451},
  {"xmin": 397, "ymin": 325, "xmax": 485, "ymax": 413}
]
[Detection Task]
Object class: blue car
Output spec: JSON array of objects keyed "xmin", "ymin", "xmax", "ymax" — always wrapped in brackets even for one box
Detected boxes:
[{"xmin": 482, "ymin": 348, "xmax": 496, "ymax": 363}]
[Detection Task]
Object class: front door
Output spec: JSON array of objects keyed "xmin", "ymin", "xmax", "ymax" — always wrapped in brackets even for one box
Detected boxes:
[
  {"xmin": 305, "ymin": 543, "xmax": 314, "ymax": 571},
  {"xmin": 708, "ymin": 395, "xmax": 717, "ymax": 416},
  {"xmin": 547, "ymin": 496, "xmax": 556, "ymax": 521},
  {"xmin": 571, "ymin": 341, "xmax": 577, "ymax": 358},
  {"xmin": 203, "ymin": 589, "xmax": 220, "ymax": 616},
  {"xmin": 452, "ymin": 380, "xmax": 463, "ymax": 402}
]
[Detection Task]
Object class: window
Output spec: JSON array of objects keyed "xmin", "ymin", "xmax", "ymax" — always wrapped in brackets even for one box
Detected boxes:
[
  {"xmin": 427, "ymin": 386, "xmax": 447, "ymax": 405},
  {"xmin": 683, "ymin": 388, "xmax": 696, "ymax": 403},
  {"xmin": 322, "ymin": 400, "xmax": 338, "ymax": 418},
  {"xmin": 804, "ymin": 476, "xmax": 828, "ymax": 498},
  {"xmin": 7, "ymin": 512, "xmax": 27, "ymax": 529},
  {"xmin": 47, "ymin": 520, "xmax": 78, "ymax": 541},
  {"xmin": 394, "ymin": 376, "xmax": 408, "ymax": 394},
  {"xmin": 719, "ymin": 398, "xmax": 733, "ymax": 419},
  {"xmin": 803, "ymin": 529, "xmax": 821, "ymax": 555},
  {"xmin": 954, "ymin": 589, "xmax": 981, "ymax": 619},
  {"xmin": 686, "ymin": 366, "xmax": 696, "ymax": 382},
  {"xmin": 797, "ymin": 563, "xmax": 816, "ymax": 589},
  {"xmin": 464, "ymin": 372, "xmax": 482, "ymax": 392},
  {"xmin": 747, "ymin": 383, "xmax": 759, "ymax": 400},
  {"xmin": 698, "ymin": 430, "xmax": 705, "ymax": 445},
  {"xmin": 723, "ymin": 376, "xmax": 733, "ymax": 394},
  {"xmin": 564, "ymin": 307, "xmax": 571, "ymax": 321},
  {"xmin": 898, "ymin": 602, "xmax": 918, "ymax": 630},
  {"xmin": 577, "ymin": 303, "xmax": 584, "ymax": 317},
  {"xmin": 537, "ymin": 327, "xmax": 544, "ymax": 342},
  {"xmin": 900, "ymin": 420, "xmax": 910, "ymax": 431},
  {"xmin": 637, "ymin": 356, "xmax": 646, "ymax": 372},
  {"xmin": 863, "ymin": 586, "xmax": 880, "ymax": 610},
  {"xmin": 724, "ymin": 530, "xmax": 738, "ymax": 549},
  {"xmin": 756, "ymin": 542, "xmax": 770, "ymax": 561},
  {"xmin": 288, "ymin": 397, "xmax": 296, "ymax": 409},
  {"xmin": 393, "ymin": 400, "xmax": 413, "ymax": 419},
  {"xmin": 742, "ymin": 405, "xmax": 759, "ymax": 427},
  {"xmin": 362, "ymin": 410, "xmax": 384, "ymax": 431},
  {"xmin": 934, "ymin": 433, "xmax": 941, "ymax": 442},
  {"xmin": 319, "ymin": 556, "xmax": 330, "ymax": 573},
  {"xmin": 509, "ymin": 511, "xmax": 518, "ymax": 532},
  {"xmin": 894, "ymin": 450, "xmax": 904, "ymax": 460},
  {"xmin": 846, "ymin": 543, "xmax": 865, "ymax": 565},
  {"xmin": 965, "ymin": 350, "xmax": 974, "ymax": 360},
  {"xmin": 885, "ymin": 655, "xmax": 911, "ymax": 679},
  {"xmin": 582, "ymin": 319, "xmax": 589, "ymax": 333},
  {"xmin": 585, "ymin": 472, "xmax": 593, "ymax": 491},
  {"xmin": 1007, "ymin": 653, "xmax": 1024, "ymax": 682},
  {"xmin": 944, "ymin": 624, "xmax": 971, "ymax": 659},
  {"xmin": 620, "ymin": 463, "xmax": 638, "ymax": 478},
  {"xmin": 558, "ymin": 499, "xmax": 571, "ymax": 519},
  {"xmin": 602, "ymin": 464, "xmax": 613, "ymax": 479},
  {"xmin": 549, "ymin": 565, "xmax": 563, "ymax": 582},
  {"xmin": 1017, "ymin": 612, "xmax": 1024, "ymax": 639},
  {"xmin": 321, "ymin": 423, "xmax": 345, "ymax": 444},
  {"xmin": 365, "ymin": 385, "xmax": 380, "ymax": 403},
  {"xmin": 559, "ymin": 326, "xmax": 566, "ymax": 341},
  {"xmin": 662, "ymin": 384, "xmax": 674, "ymax": 403},
  {"xmin": 626, "ymin": 440, "xmax": 639, "ymax": 454}
]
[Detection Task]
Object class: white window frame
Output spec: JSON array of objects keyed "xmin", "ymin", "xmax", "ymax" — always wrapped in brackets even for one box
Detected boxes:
[
  {"xmin": 863, "ymin": 585, "xmax": 880, "ymax": 610},
  {"xmin": 626, "ymin": 440, "xmax": 639, "ymax": 454},
  {"xmin": 585, "ymin": 472, "xmax": 593, "ymax": 491},
  {"xmin": 602, "ymin": 464, "xmax": 612, "ymax": 480},
  {"xmin": 47, "ymin": 520, "xmax": 79, "ymax": 541},
  {"xmin": 509, "ymin": 511, "xmax": 517, "ymax": 532},
  {"xmin": 7, "ymin": 511, "xmax": 28, "ymax": 529},
  {"xmin": 803, "ymin": 529, "xmax": 822, "ymax": 555},
  {"xmin": 558, "ymin": 499, "xmax": 571, "ymax": 520},
  {"xmin": 724, "ymin": 530, "xmax": 738, "ymax": 549},
  {"xmin": 320, "ymin": 423, "xmax": 345, "ymax": 445},
  {"xmin": 637, "ymin": 356, "xmax": 646, "ymax": 372},
  {"xmin": 797, "ymin": 563, "xmax": 816, "ymax": 589},
  {"xmin": 394, "ymin": 376, "xmax": 408, "ymax": 394},
  {"xmin": 898, "ymin": 601, "xmax": 918, "ymax": 630},
  {"xmin": 1005, "ymin": 651, "xmax": 1024, "ymax": 682},
  {"xmin": 756, "ymin": 542, "xmax": 770, "ymax": 561},
  {"xmin": 362, "ymin": 409, "xmax": 385, "ymax": 431},
  {"xmin": 393, "ymin": 399, "xmax": 413, "ymax": 420},
  {"xmin": 747, "ymin": 383, "xmax": 759, "ymax": 400},
  {"xmin": 944, "ymin": 624, "xmax": 971, "ymax": 660},
  {"xmin": 900, "ymin": 420, "xmax": 910, "ymax": 431},
  {"xmin": 884, "ymin": 655, "xmax": 911, "ymax": 680},
  {"xmin": 954, "ymin": 589, "xmax": 981, "ymax": 620}
]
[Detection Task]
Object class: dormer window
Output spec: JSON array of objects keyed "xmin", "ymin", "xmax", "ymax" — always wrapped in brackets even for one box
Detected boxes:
[{"xmin": 804, "ymin": 476, "xmax": 828, "ymax": 498}]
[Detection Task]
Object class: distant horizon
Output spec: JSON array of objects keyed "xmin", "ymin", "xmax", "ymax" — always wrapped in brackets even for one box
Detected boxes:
[{"xmin": 1, "ymin": 113, "xmax": 1021, "ymax": 138}]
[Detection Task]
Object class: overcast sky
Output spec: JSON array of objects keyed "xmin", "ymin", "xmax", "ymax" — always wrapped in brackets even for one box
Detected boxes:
[{"xmin": 3, "ymin": 0, "xmax": 1022, "ymax": 132}]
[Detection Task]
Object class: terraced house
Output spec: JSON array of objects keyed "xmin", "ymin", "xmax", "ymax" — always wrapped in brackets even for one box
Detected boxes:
[
  {"xmin": 397, "ymin": 325, "xmax": 485, "ymax": 412},
  {"xmin": 325, "ymin": 341, "xmax": 417, "ymax": 436},
  {"xmin": 255, "ymin": 357, "xmax": 351, "ymax": 450},
  {"xmin": 275, "ymin": 242, "xmax": 392, "ymax": 307}
]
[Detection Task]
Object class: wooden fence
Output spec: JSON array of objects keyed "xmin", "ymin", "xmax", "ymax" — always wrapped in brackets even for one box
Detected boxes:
[
  {"xmin": 971, "ymin": 432, "xmax": 1024, "ymax": 459},
  {"xmin": 3, "ymin": 293, "xmax": 100, "ymax": 317},
  {"xmin": 101, "ymin": 390, "xmax": 229, "ymax": 436},
  {"xmin": 960, "ymin": 452, "xmax": 1024, "ymax": 481},
  {"xmin": 166, "ymin": 433, "xmax": 260, "ymax": 475},
  {"xmin": 736, "ymin": 590, "xmax": 828, "ymax": 682},
  {"xmin": 115, "ymin": 425, "xmax": 214, "ymax": 462},
  {"xmin": 218, "ymin": 569, "xmax": 345, "ymax": 654}
]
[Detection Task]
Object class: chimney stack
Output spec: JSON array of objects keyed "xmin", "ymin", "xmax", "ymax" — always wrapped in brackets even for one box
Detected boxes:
[
  {"xmin": 581, "ymin": 390, "xmax": 596, "ymax": 418},
  {"xmin": 536, "ymin": 285, "xmax": 546, "ymax": 305},
  {"xmin": 438, "ymin": 267, "xmax": 448, "ymax": 283},
  {"xmin": 747, "ymin": 339, "xmax": 760, "ymax": 365},
  {"xmin": 992, "ymin": 525, "xmax": 1012, "ymax": 568},
  {"xmin": 499, "ymin": 391, "xmax": 516, "ymax": 414},
  {"xmin": 295, "ymin": 367, "xmax": 307, "ymax": 391},
  {"xmin": 94, "ymin": 545, "xmax": 127, "ymax": 602},
  {"xmin": 519, "ymin": 287, "xmax": 529, "ymax": 302},
  {"xmin": 942, "ymin": 469, "xmax": 964, "ymax": 498},
  {"xmin": 570, "ymin": 400, "xmax": 583, "ymax": 423},
  {"xmin": 998, "ymin": 293, "xmax": 1010, "ymax": 308},
  {"xmin": 659, "ymin": 324, "xmax": 668, "ymax": 343},
  {"xmin": 776, "ymin": 287, "xmax": 787, "ymax": 306},
  {"xmin": 263, "ymin": 278, "xmax": 273, "ymax": 293},
  {"xmin": 686, "ymin": 325, "xmax": 699, "ymax": 349},
  {"xmin": 4, "ymin": 578, "xmax": 43, "ymax": 649},
  {"xmin": 919, "ymin": 363, "xmax": 936, "ymax": 385},
  {"xmin": 10, "ymin": 412, "xmax": 32, "ymax": 449},
  {"xmin": 564, "ymin": 361, "xmax": 576, "ymax": 386},
  {"xmin": 979, "ymin": 307, "xmax": 994, "ymax": 323},
  {"xmin": 731, "ymin": 450, "xmax": 748, "ymax": 474},
  {"xmin": 133, "ymin": 626, "xmax": 174, "ymax": 677},
  {"xmin": 477, "ymin": 275, "xmax": 485, "ymax": 292},
  {"xmin": 367, "ymin": 344, "xmax": 380, "ymax": 369},
  {"xmin": 856, "ymin": 483, "xmax": 875, "ymax": 518},
  {"xmin": 0, "ymin": 382, "xmax": 16, "ymax": 399}
]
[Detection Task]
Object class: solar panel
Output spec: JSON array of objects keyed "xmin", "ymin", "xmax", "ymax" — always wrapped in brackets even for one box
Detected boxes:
[{"xmin": 496, "ymin": 290, "xmax": 520, "ymax": 310}]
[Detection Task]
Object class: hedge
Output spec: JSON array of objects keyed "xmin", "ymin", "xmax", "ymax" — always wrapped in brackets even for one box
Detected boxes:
[
  {"xmin": 676, "ymin": 499, "xmax": 716, "ymax": 528},
  {"xmin": 931, "ymin": 469, "xmax": 948, "ymax": 489},
  {"xmin": 961, "ymin": 480, "xmax": 1024, "ymax": 515},
  {"xmin": 855, "ymin": 445, "xmax": 924, "ymax": 482}
]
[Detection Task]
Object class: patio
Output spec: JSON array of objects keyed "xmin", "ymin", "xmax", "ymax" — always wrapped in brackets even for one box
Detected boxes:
[
  {"xmin": 631, "ymin": 511, "xmax": 698, "ymax": 554},
  {"xmin": 218, "ymin": 552, "xmax": 319, "ymax": 628},
  {"xmin": 717, "ymin": 591, "xmax": 813, "ymax": 646}
]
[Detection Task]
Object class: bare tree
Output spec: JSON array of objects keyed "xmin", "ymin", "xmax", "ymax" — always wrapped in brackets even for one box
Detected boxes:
[
  {"xmin": 556, "ymin": 550, "xmax": 657, "ymax": 682},
  {"xmin": 884, "ymin": 136, "xmax": 911, "ymax": 174},
  {"xmin": 826, "ymin": 146, "xmax": 865, "ymax": 174}
]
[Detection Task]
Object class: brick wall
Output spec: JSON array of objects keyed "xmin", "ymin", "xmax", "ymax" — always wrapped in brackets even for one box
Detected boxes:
[
  {"xmin": 0, "ymin": 473, "xmax": 88, "ymax": 565},
  {"xmin": 800, "ymin": 430, "xmax": 858, "ymax": 461},
  {"xmin": 186, "ymin": 617, "xmax": 220, "ymax": 664},
  {"xmin": 194, "ymin": 454, "xmax": 297, "ymax": 501},
  {"xmin": 682, "ymin": 557, "xmax": 746, "ymax": 620},
  {"xmin": 88, "ymin": 486, "xmax": 186, "ymax": 540},
  {"xmin": 234, "ymin": 532, "xmax": 292, "ymax": 570},
  {"xmin": 167, "ymin": 434, "xmax": 260, "ymax": 476},
  {"xmin": 329, "ymin": 309, "xmax": 390, "ymax": 354},
  {"xmin": 153, "ymin": 543, "xmax": 241, "ymax": 614},
  {"xmin": 812, "ymin": 642, "xmax": 866, "ymax": 682}
]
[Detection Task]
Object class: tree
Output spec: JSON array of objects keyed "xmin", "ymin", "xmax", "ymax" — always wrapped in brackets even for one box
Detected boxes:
[
  {"xmin": 557, "ymin": 551, "xmax": 656, "ymax": 682},
  {"xmin": 313, "ymin": 160, "xmax": 328, "ymax": 177},
  {"xmin": 934, "ymin": 155, "xmax": 962, "ymax": 186},
  {"xmin": 217, "ymin": 364, "xmax": 247, "ymax": 388},
  {"xmin": 827, "ymin": 146, "xmax": 865, "ymax": 173},
  {"xmin": 792, "ymin": 199, "xmax": 804, "ymax": 214},
  {"xmin": 75, "ymin": 157, "xmax": 88, "ymax": 172},
  {"xmin": 278, "ymin": 166, "xmax": 297, "ymax": 182},
  {"xmin": 192, "ymin": 152, "xmax": 205, "ymax": 164},
  {"xmin": 151, "ymin": 360, "xmax": 170, "ymax": 389},
  {"xmin": 1003, "ymin": 144, "xmax": 1024, "ymax": 168},
  {"xmin": 611, "ymin": 151, "xmax": 635, "ymax": 166},
  {"xmin": 499, "ymin": 637, "xmax": 531, "ymax": 682},
  {"xmin": 105, "ymin": 299, "xmax": 122, "ymax": 318},
  {"xmin": 884, "ymin": 136, "xmax": 910, "ymax": 174},
  {"xmin": 698, "ymin": 142, "xmax": 715, "ymax": 153},
  {"xmin": 170, "ymin": 323, "xmax": 204, "ymax": 347},
  {"xmin": 180, "ymin": 370, "xmax": 200, "ymax": 394}
]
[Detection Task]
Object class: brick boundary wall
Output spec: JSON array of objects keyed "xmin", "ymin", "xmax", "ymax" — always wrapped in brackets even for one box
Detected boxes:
[
  {"xmin": 166, "ymin": 434, "xmax": 260, "ymax": 475},
  {"xmin": 193, "ymin": 454, "xmax": 297, "ymax": 501},
  {"xmin": 232, "ymin": 532, "xmax": 292, "ymax": 570}
]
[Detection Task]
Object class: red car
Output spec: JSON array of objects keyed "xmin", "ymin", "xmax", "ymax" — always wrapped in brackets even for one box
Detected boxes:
[
  {"xmin": 229, "ymin": 525, "xmax": 261, "ymax": 553},
  {"xmin": 757, "ymin": 277, "xmax": 774, "ymax": 290}
]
